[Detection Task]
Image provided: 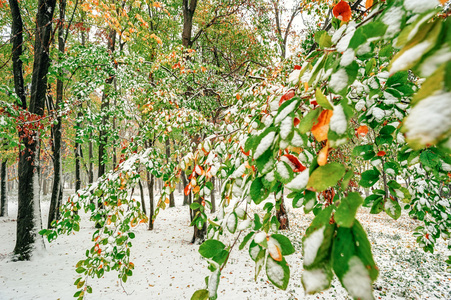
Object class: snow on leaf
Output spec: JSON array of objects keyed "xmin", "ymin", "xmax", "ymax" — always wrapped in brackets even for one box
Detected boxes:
[
  {"xmin": 404, "ymin": 0, "xmax": 440, "ymax": 13},
  {"xmin": 267, "ymin": 238, "xmax": 283, "ymax": 262},
  {"xmin": 280, "ymin": 115, "xmax": 293, "ymax": 140},
  {"xmin": 329, "ymin": 69, "xmax": 348, "ymax": 93},
  {"xmin": 285, "ymin": 168, "xmax": 310, "ymax": 192},
  {"xmin": 403, "ymin": 92, "xmax": 451, "ymax": 149},
  {"xmin": 227, "ymin": 212, "xmax": 238, "ymax": 234},
  {"xmin": 266, "ymin": 256, "xmax": 289, "ymax": 290},
  {"xmin": 390, "ymin": 40, "xmax": 433, "ymax": 75},
  {"xmin": 254, "ymin": 129, "xmax": 276, "ymax": 159},
  {"xmin": 254, "ymin": 231, "xmax": 267, "ymax": 244},
  {"xmin": 302, "ymin": 268, "xmax": 331, "ymax": 294},
  {"xmin": 342, "ymin": 256, "xmax": 374, "ymax": 300},
  {"xmin": 303, "ymin": 226, "xmax": 325, "ymax": 266},
  {"xmin": 275, "ymin": 98, "xmax": 299, "ymax": 124},
  {"xmin": 329, "ymin": 104, "xmax": 347, "ymax": 134}
]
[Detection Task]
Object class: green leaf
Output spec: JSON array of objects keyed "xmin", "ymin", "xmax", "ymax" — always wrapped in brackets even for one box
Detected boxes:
[
  {"xmin": 385, "ymin": 197, "xmax": 401, "ymax": 220},
  {"xmin": 420, "ymin": 150, "xmax": 440, "ymax": 168},
  {"xmin": 191, "ymin": 289, "xmax": 209, "ymax": 300},
  {"xmin": 307, "ymin": 163, "xmax": 346, "ymax": 192},
  {"xmin": 271, "ymin": 234, "xmax": 295, "ymax": 256},
  {"xmin": 359, "ymin": 168, "xmax": 380, "ymax": 188},
  {"xmin": 75, "ymin": 267, "xmax": 86, "ymax": 274},
  {"xmin": 190, "ymin": 202, "xmax": 201, "ymax": 210},
  {"xmin": 266, "ymin": 256, "xmax": 290, "ymax": 290},
  {"xmin": 352, "ymin": 145, "xmax": 375, "ymax": 160},
  {"xmin": 250, "ymin": 177, "xmax": 269, "ymax": 204},
  {"xmin": 341, "ymin": 170, "xmax": 354, "ymax": 190},
  {"xmin": 199, "ymin": 240, "xmax": 226, "ymax": 259},
  {"xmin": 299, "ymin": 108, "xmax": 321, "ymax": 134},
  {"xmin": 226, "ymin": 212, "xmax": 238, "ymax": 234},
  {"xmin": 334, "ymin": 192, "xmax": 363, "ymax": 228},
  {"xmin": 275, "ymin": 161, "xmax": 294, "ymax": 184},
  {"xmin": 370, "ymin": 197, "xmax": 385, "ymax": 214},
  {"xmin": 349, "ymin": 21, "xmax": 387, "ymax": 50},
  {"xmin": 315, "ymin": 88, "xmax": 333, "ymax": 110},
  {"xmin": 72, "ymin": 223, "xmax": 80, "ymax": 232},
  {"xmin": 302, "ymin": 265, "xmax": 333, "ymax": 294},
  {"xmin": 239, "ymin": 232, "xmax": 255, "ymax": 250}
]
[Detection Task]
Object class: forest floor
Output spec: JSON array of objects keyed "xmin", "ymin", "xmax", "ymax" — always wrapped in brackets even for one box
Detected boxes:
[{"xmin": 0, "ymin": 190, "xmax": 450, "ymax": 300}]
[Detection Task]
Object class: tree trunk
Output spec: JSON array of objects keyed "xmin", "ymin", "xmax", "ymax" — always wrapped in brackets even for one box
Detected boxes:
[
  {"xmin": 48, "ymin": 0, "xmax": 66, "ymax": 228},
  {"xmin": 138, "ymin": 180, "xmax": 147, "ymax": 215},
  {"xmin": 182, "ymin": 0, "xmax": 198, "ymax": 48},
  {"xmin": 88, "ymin": 126, "xmax": 93, "ymax": 184},
  {"xmin": 210, "ymin": 177, "xmax": 216, "ymax": 213},
  {"xmin": 75, "ymin": 111, "xmax": 82, "ymax": 191},
  {"xmin": 147, "ymin": 172, "xmax": 154, "ymax": 230},
  {"xmin": 12, "ymin": 0, "xmax": 56, "ymax": 261},
  {"xmin": 182, "ymin": 171, "xmax": 189, "ymax": 205},
  {"xmin": 1, "ymin": 160, "xmax": 7, "ymax": 217},
  {"xmin": 166, "ymin": 139, "xmax": 175, "ymax": 207},
  {"xmin": 276, "ymin": 188, "xmax": 289, "ymax": 230},
  {"xmin": 191, "ymin": 194, "xmax": 206, "ymax": 244}
]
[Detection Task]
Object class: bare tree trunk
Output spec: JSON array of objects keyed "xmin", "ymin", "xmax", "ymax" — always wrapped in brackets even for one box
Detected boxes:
[
  {"xmin": 1, "ymin": 160, "xmax": 7, "ymax": 217},
  {"xmin": 147, "ymin": 172, "xmax": 154, "ymax": 230},
  {"xmin": 276, "ymin": 187, "xmax": 289, "ymax": 230},
  {"xmin": 166, "ymin": 139, "xmax": 175, "ymax": 207},
  {"xmin": 182, "ymin": 171, "xmax": 189, "ymax": 205},
  {"xmin": 138, "ymin": 180, "xmax": 147, "ymax": 215},
  {"xmin": 48, "ymin": 0, "xmax": 66, "ymax": 228},
  {"xmin": 11, "ymin": 0, "xmax": 56, "ymax": 260},
  {"xmin": 182, "ymin": 0, "xmax": 198, "ymax": 48}
]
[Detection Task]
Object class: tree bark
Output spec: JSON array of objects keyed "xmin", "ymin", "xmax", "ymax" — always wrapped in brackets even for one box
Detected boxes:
[
  {"xmin": 182, "ymin": 0, "xmax": 198, "ymax": 48},
  {"xmin": 147, "ymin": 172, "xmax": 154, "ymax": 230},
  {"xmin": 166, "ymin": 138, "xmax": 175, "ymax": 207},
  {"xmin": 138, "ymin": 180, "xmax": 147, "ymax": 215},
  {"xmin": 182, "ymin": 171, "xmax": 189, "ymax": 205},
  {"xmin": 48, "ymin": 0, "xmax": 66, "ymax": 228},
  {"xmin": 12, "ymin": 0, "xmax": 56, "ymax": 260},
  {"xmin": 1, "ymin": 160, "xmax": 7, "ymax": 217},
  {"xmin": 276, "ymin": 186, "xmax": 289, "ymax": 230}
]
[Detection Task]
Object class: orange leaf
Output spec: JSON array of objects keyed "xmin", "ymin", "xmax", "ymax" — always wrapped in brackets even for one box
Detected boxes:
[
  {"xmin": 356, "ymin": 125, "xmax": 368, "ymax": 137},
  {"xmin": 439, "ymin": 0, "xmax": 447, "ymax": 3},
  {"xmin": 311, "ymin": 110, "xmax": 333, "ymax": 142},
  {"xmin": 268, "ymin": 240, "xmax": 283, "ymax": 262},
  {"xmin": 377, "ymin": 151, "xmax": 386, "ymax": 157},
  {"xmin": 193, "ymin": 185, "xmax": 200, "ymax": 194},
  {"xmin": 279, "ymin": 90, "xmax": 295, "ymax": 106},
  {"xmin": 365, "ymin": 0, "xmax": 373, "ymax": 9},
  {"xmin": 184, "ymin": 184, "xmax": 191, "ymax": 196},
  {"xmin": 317, "ymin": 142, "xmax": 329, "ymax": 166},
  {"xmin": 333, "ymin": 0, "xmax": 352, "ymax": 22},
  {"xmin": 164, "ymin": 197, "xmax": 170, "ymax": 204}
]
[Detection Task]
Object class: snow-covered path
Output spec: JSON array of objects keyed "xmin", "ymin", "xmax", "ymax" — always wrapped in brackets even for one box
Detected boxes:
[{"xmin": 0, "ymin": 191, "xmax": 450, "ymax": 299}]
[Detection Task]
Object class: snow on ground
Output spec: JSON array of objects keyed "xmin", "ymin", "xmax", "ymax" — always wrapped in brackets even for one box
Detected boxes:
[{"xmin": 0, "ymin": 190, "xmax": 450, "ymax": 300}]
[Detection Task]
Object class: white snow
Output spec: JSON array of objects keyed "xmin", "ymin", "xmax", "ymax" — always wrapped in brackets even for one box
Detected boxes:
[
  {"xmin": 371, "ymin": 107, "xmax": 385, "ymax": 122},
  {"xmin": 266, "ymin": 255, "xmax": 284, "ymax": 287},
  {"xmin": 404, "ymin": 92, "xmax": 451, "ymax": 146},
  {"xmin": 303, "ymin": 226, "xmax": 325, "ymax": 266},
  {"xmin": 342, "ymin": 256, "xmax": 374, "ymax": 300},
  {"xmin": 390, "ymin": 40, "xmax": 432, "ymax": 75},
  {"xmin": 355, "ymin": 100, "xmax": 366, "ymax": 111},
  {"xmin": 227, "ymin": 213, "xmax": 237, "ymax": 233},
  {"xmin": 291, "ymin": 131, "xmax": 304, "ymax": 147},
  {"xmin": 330, "ymin": 104, "xmax": 347, "ymax": 134},
  {"xmin": 336, "ymin": 25, "xmax": 356, "ymax": 53},
  {"xmin": 254, "ymin": 231, "xmax": 267, "ymax": 244},
  {"xmin": 382, "ymin": 6, "xmax": 403, "ymax": 38},
  {"xmin": 254, "ymin": 131, "xmax": 276, "ymax": 159},
  {"xmin": 274, "ymin": 100, "xmax": 298, "ymax": 124},
  {"xmin": 280, "ymin": 116, "xmax": 293, "ymax": 140},
  {"xmin": 404, "ymin": 0, "xmax": 440, "ymax": 13},
  {"xmin": 285, "ymin": 169, "xmax": 309, "ymax": 192},
  {"xmin": 340, "ymin": 49, "xmax": 355, "ymax": 67},
  {"xmin": 276, "ymin": 161, "xmax": 291, "ymax": 181},
  {"xmin": 332, "ymin": 24, "xmax": 347, "ymax": 44},
  {"xmin": 420, "ymin": 45, "xmax": 451, "ymax": 77},
  {"xmin": 329, "ymin": 69, "xmax": 348, "ymax": 92},
  {"xmin": 302, "ymin": 268, "xmax": 329, "ymax": 293},
  {"xmin": 289, "ymin": 69, "xmax": 301, "ymax": 85}
]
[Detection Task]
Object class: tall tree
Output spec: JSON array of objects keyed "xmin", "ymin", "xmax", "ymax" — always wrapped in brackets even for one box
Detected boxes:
[
  {"xmin": 0, "ymin": 159, "xmax": 7, "ymax": 217},
  {"xmin": 11, "ymin": 0, "xmax": 57, "ymax": 260}
]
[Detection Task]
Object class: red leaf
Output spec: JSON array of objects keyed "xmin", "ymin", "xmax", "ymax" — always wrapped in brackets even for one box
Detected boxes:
[
  {"xmin": 184, "ymin": 184, "xmax": 191, "ymax": 196},
  {"xmin": 294, "ymin": 65, "xmax": 302, "ymax": 70},
  {"xmin": 279, "ymin": 90, "xmax": 295, "ymax": 106},
  {"xmin": 293, "ymin": 117, "xmax": 300, "ymax": 127},
  {"xmin": 282, "ymin": 154, "xmax": 306, "ymax": 172},
  {"xmin": 333, "ymin": 0, "xmax": 352, "ymax": 22},
  {"xmin": 377, "ymin": 151, "xmax": 386, "ymax": 157}
]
